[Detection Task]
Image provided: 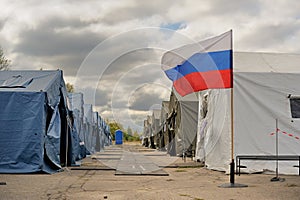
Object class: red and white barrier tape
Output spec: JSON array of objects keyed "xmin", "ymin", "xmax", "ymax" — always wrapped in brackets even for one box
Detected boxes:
[{"xmin": 270, "ymin": 128, "xmax": 300, "ymax": 140}]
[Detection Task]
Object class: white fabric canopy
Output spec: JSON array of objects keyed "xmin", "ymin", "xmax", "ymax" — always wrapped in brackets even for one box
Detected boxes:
[{"xmin": 196, "ymin": 52, "xmax": 300, "ymax": 174}]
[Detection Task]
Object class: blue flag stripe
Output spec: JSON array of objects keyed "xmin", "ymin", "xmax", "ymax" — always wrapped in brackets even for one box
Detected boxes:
[{"xmin": 164, "ymin": 50, "xmax": 232, "ymax": 81}]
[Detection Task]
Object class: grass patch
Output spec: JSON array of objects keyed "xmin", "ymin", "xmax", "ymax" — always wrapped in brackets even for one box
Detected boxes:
[
  {"xmin": 166, "ymin": 179, "xmax": 174, "ymax": 181},
  {"xmin": 175, "ymin": 169, "xmax": 187, "ymax": 172},
  {"xmin": 286, "ymin": 183, "xmax": 298, "ymax": 187},
  {"xmin": 177, "ymin": 165, "xmax": 204, "ymax": 169},
  {"xmin": 179, "ymin": 194, "xmax": 191, "ymax": 197},
  {"xmin": 179, "ymin": 194, "xmax": 204, "ymax": 200}
]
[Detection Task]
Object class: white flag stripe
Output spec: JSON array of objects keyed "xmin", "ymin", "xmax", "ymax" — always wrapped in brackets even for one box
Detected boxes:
[{"xmin": 161, "ymin": 30, "xmax": 232, "ymax": 71}]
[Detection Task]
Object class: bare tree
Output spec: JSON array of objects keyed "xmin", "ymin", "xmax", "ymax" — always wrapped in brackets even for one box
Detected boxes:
[{"xmin": 0, "ymin": 46, "xmax": 10, "ymax": 70}]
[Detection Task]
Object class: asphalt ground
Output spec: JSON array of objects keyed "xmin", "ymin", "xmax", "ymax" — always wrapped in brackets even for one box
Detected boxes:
[{"xmin": 1, "ymin": 143, "xmax": 300, "ymax": 200}]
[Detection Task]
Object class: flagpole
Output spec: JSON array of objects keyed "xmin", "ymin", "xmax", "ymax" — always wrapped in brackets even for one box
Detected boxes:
[
  {"xmin": 230, "ymin": 30, "xmax": 235, "ymax": 183},
  {"xmin": 220, "ymin": 30, "xmax": 247, "ymax": 188},
  {"xmin": 230, "ymin": 87, "xmax": 235, "ymax": 184}
]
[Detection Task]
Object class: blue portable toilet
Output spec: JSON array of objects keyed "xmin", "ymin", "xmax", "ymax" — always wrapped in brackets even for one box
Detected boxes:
[{"xmin": 115, "ymin": 130, "xmax": 123, "ymax": 145}]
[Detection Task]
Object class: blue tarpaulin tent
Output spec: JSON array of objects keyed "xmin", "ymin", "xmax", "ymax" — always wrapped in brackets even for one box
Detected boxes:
[
  {"xmin": 98, "ymin": 116, "xmax": 105, "ymax": 151},
  {"xmin": 83, "ymin": 104, "xmax": 94, "ymax": 154},
  {"xmin": 68, "ymin": 92, "xmax": 86, "ymax": 159},
  {"xmin": 93, "ymin": 112, "xmax": 100, "ymax": 152},
  {"xmin": 0, "ymin": 70, "xmax": 75, "ymax": 173}
]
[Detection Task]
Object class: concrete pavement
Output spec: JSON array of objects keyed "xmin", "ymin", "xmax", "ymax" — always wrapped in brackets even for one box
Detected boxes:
[{"xmin": 1, "ymin": 144, "xmax": 300, "ymax": 200}]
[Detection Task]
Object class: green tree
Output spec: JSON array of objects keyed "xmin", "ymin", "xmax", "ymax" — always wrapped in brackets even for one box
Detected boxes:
[
  {"xmin": 108, "ymin": 121, "xmax": 123, "ymax": 140},
  {"xmin": 127, "ymin": 126, "xmax": 133, "ymax": 136},
  {"xmin": 133, "ymin": 130, "xmax": 140, "ymax": 138},
  {"xmin": 66, "ymin": 83, "xmax": 74, "ymax": 93},
  {"xmin": 132, "ymin": 130, "xmax": 141, "ymax": 142},
  {"xmin": 0, "ymin": 47, "xmax": 10, "ymax": 70},
  {"xmin": 107, "ymin": 121, "xmax": 140, "ymax": 142}
]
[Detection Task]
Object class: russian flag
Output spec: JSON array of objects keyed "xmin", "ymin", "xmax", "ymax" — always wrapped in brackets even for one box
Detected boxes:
[{"xmin": 162, "ymin": 30, "xmax": 233, "ymax": 96}]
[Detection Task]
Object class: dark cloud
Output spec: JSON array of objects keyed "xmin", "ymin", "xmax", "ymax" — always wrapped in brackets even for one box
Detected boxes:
[
  {"xmin": 14, "ymin": 17, "xmax": 107, "ymax": 75},
  {"xmin": 73, "ymin": 28, "xmax": 175, "ymax": 86},
  {"xmin": 208, "ymin": 0, "xmax": 261, "ymax": 16},
  {"xmin": 45, "ymin": 54, "xmax": 86, "ymax": 75},
  {"xmin": 240, "ymin": 22, "xmax": 300, "ymax": 50},
  {"xmin": 99, "ymin": 49, "xmax": 161, "ymax": 82},
  {"xmin": 15, "ymin": 28, "xmax": 103, "ymax": 57},
  {"xmin": 0, "ymin": 18, "xmax": 5, "ymax": 31},
  {"xmin": 42, "ymin": 16, "xmax": 94, "ymax": 29},
  {"xmin": 128, "ymin": 84, "xmax": 169, "ymax": 111},
  {"xmin": 97, "ymin": 59, "xmax": 170, "ymax": 111},
  {"xmin": 90, "ymin": 48, "xmax": 166, "ymax": 102},
  {"xmin": 100, "ymin": 0, "xmax": 173, "ymax": 25},
  {"xmin": 95, "ymin": 88, "xmax": 111, "ymax": 108}
]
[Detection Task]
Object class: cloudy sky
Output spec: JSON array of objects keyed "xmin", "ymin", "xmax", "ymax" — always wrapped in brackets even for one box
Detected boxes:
[{"xmin": 1, "ymin": 0, "xmax": 300, "ymax": 132}]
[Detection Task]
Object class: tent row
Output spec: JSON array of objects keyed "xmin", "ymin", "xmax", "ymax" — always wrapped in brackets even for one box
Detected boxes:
[
  {"xmin": 142, "ymin": 110, "xmax": 161, "ymax": 149},
  {"xmin": 0, "ymin": 70, "xmax": 111, "ymax": 173},
  {"xmin": 68, "ymin": 94, "xmax": 112, "ymax": 157},
  {"xmin": 142, "ymin": 89, "xmax": 198, "ymax": 158},
  {"xmin": 143, "ymin": 52, "xmax": 300, "ymax": 175}
]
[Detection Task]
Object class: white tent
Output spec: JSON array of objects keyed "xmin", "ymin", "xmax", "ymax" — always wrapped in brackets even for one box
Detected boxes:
[{"xmin": 196, "ymin": 52, "xmax": 300, "ymax": 174}]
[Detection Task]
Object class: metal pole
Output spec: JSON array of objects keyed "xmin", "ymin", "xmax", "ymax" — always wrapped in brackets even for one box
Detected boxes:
[
  {"xmin": 229, "ymin": 30, "xmax": 235, "ymax": 183},
  {"xmin": 230, "ymin": 87, "xmax": 235, "ymax": 184},
  {"xmin": 276, "ymin": 119, "xmax": 278, "ymax": 178},
  {"xmin": 271, "ymin": 118, "xmax": 284, "ymax": 182}
]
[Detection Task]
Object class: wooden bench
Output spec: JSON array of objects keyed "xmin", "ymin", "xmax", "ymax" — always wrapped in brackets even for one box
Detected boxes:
[{"xmin": 236, "ymin": 155, "xmax": 300, "ymax": 176}]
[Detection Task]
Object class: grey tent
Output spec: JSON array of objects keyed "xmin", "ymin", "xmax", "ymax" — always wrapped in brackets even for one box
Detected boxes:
[
  {"xmin": 160, "ymin": 101, "xmax": 170, "ymax": 151},
  {"xmin": 142, "ymin": 120, "xmax": 149, "ymax": 147},
  {"xmin": 0, "ymin": 70, "xmax": 75, "ymax": 173},
  {"xmin": 143, "ymin": 116, "xmax": 152, "ymax": 147},
  {"xmin": 152, "ymin": 109, "xmax": 161, "ymax": 149},
  {"xmin": 167, "ymin": 90, "xmax": 198, "ymax": 157}
]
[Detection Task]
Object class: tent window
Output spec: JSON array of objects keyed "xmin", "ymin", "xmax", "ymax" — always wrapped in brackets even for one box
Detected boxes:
[{"xmin": 290, "ymin": 98, "xmax": 300, "ymax": 118}]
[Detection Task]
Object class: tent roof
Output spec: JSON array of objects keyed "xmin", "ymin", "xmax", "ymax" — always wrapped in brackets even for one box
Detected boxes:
[
  {"xmin": 0, "ymin": 70, "xmax": 63, "ymax": 91},
  {"xmin": 234, "ymin": 52, "xmax": 300, "ymax": 73},
  {"xmin": 0, "ymin": 70, "xmax": 67, "ymax": 107}
]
